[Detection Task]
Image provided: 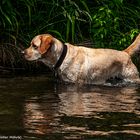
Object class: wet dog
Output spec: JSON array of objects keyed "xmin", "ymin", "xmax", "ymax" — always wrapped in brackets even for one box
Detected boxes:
[{"xmin": 23, "ymin": 34, "xmax": 140, "ymax": 85}]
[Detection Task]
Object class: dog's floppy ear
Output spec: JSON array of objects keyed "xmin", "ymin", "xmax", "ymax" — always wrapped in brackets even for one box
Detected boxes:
[{"xmin": 39, "ymin": 35, "xmax": 53, "ymax": 54}]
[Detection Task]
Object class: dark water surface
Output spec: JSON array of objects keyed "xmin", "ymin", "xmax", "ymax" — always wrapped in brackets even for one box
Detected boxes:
[{"xmin": 0, "ymin": 75, "xmax": 140, "ymax": 140}]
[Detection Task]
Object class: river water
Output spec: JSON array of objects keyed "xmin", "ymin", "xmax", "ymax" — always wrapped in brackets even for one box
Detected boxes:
[{"xmin": 0, "ymin": 75, "xmax": 139, "ymax": 140}]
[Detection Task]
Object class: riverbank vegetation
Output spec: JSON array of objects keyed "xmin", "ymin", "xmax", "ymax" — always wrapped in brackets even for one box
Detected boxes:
[{"xmin": 0, "ymin": 0, "xmax": 140, "ymax": 73}]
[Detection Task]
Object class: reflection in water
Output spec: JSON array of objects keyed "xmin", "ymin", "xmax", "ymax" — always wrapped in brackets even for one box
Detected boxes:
[
  {"xmin": 24, "ymin": 102, "xmax": 46, "ymax": 135},
  {"xmin": 0, "ymin": 76, "xmax": 139, "ymax": 139},
  {"xmin": 59, "ymin": 86, "xmax": 140, "ymax": 115},
  {"xmin": 23, "ymin": 82, "xmax": 140, "ymax": 139},
  {"xmin": 24, "ymin": 94, "xmax": 61, "ymax": 136}
]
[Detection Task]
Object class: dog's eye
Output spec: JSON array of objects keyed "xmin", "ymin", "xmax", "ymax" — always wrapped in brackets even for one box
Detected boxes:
[{"xmin": 32, "ymin": 44, "xmax": 38, "ymax": 49}]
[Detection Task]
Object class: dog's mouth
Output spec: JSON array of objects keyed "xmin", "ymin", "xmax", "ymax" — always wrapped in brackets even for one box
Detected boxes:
[
  {"xmin": 24, "ymin": 54, "xmax": 33, "ymax": 61},
  {"xmin": 26, "ymin": 55, "xmax": 41, "ymax": 61}
]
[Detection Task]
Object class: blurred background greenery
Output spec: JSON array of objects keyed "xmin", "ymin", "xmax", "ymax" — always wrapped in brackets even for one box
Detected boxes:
[{"xmin": 0, "ymin": 0, "xmax": 140, "ymax": 73}]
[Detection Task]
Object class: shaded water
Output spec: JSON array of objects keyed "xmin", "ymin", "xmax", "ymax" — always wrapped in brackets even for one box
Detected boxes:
[{"xmin": 0, "ymin": 75, "xmax": 139, "ymax": 140}]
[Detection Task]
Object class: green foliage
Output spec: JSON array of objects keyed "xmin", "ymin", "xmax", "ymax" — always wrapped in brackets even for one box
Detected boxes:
[
  {"xmin": 0, "ymin": 0, "xmax": 91, "ymax": 44},
  {"xmin": 91, "ymin": 0, "xmax": 140, "ymax": 49},
  {"xmin": 1, "ymin": 0, "xmax": 140, "ymax": 47},
  {"xmin": 0, "ymin": 0, "xmax": 140, "ymax": 70}
]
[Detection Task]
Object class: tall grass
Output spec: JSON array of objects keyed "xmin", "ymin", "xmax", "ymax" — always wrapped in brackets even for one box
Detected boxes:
[
  {"xmin": 0, "ymin": 0, "xmax": 140, "ymax": 72},
  {"xmin": 0, "ymin": 0, "xmax": 91, "ymax": 72}
]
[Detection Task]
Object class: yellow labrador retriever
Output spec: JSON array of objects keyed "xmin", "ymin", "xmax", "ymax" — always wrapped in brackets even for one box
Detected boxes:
[{"xmin": 23, "ymin": 34, "xmax": 140, "ymax": 85}]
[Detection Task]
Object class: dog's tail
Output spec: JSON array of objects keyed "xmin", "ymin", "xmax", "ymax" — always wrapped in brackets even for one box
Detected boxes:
[{"xmin": 124, "ymin": 34, "xmax": 140, "ymax": 56}]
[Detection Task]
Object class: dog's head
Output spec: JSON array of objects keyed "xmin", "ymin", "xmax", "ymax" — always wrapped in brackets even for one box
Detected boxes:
[{"xmin": 23, "ymin": 34, "xmax": 53, "ymax": 61}]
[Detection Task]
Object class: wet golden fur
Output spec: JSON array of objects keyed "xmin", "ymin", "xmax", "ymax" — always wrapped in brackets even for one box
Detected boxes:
[{"xmin": 23, "ymin": 34, "xmax": 140, "ymax": 85}]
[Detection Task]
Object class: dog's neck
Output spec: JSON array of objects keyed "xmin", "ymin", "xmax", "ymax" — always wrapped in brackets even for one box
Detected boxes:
[{"xmin": 40, "ymin": 38, "xmax": 66, "ymax": 69}]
